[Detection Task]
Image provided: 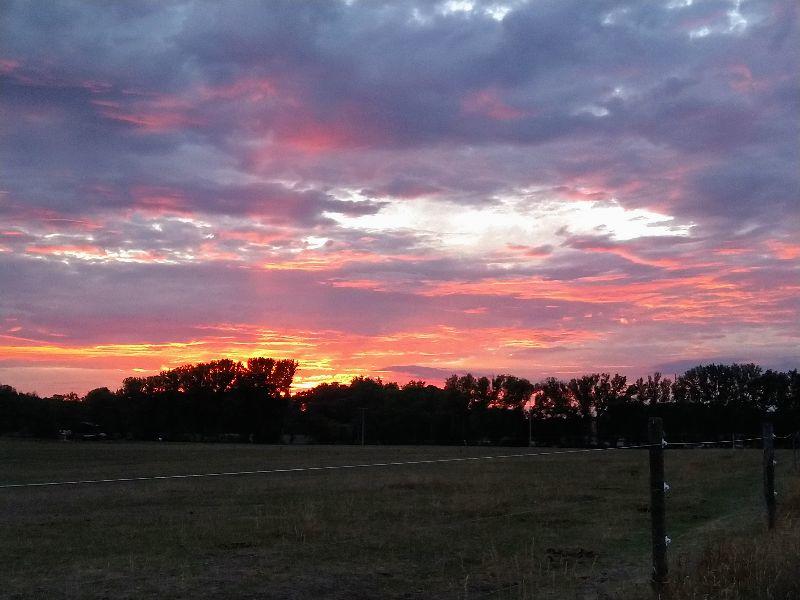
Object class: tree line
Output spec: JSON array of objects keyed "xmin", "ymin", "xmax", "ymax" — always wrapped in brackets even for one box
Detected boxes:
[{"xmin": 1, "ymin": 359, "xmax": 798, "ymax": 444}]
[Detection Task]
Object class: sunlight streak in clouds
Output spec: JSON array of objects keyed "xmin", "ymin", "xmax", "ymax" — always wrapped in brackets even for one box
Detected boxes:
[{"xmin": 329, "ymin": 195, "xmax": 692, "ymax": 257}]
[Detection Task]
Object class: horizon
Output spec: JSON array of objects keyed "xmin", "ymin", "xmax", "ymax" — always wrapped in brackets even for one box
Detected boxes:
[
  {"xmin": 1, "ymin": 1, "xmax": 798, "ymax": 397},
  {"xmin": 5, "ymin": 356, "xmax": 798, "ymax": 399}
]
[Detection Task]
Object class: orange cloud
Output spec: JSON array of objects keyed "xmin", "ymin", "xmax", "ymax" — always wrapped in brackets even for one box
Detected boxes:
[
  {"xmin": 420, "ymin": 271, "xmax": 798, "ymax": 324},
  {"xmin": 325, "ymin": 278, "xmax": 392, "ymax": 292},
  {"xmin": 25, "ymin": 244, "xmax": 106, "ymax": 258},
  {"xmin": 0, "ymin": 322, "xmax": 602, "ymax": 395},
  {"xmin": 260, "ymin": 248, "xmax": 422, "ymax": 271}
]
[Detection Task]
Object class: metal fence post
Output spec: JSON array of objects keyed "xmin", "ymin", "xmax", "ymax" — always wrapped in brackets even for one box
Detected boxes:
[
  {"xmin": 649, "ymin": 417, "xmax": 668, "ymax": 589},
  {"xmin": 762, "ymin": 421, "xmax": 776, "ymax": 529}
]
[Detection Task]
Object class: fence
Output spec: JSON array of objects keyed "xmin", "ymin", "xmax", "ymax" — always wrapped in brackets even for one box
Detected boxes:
[{"xmin": 2, "ymin": 421, "xmax": 798, "ymax": 599}]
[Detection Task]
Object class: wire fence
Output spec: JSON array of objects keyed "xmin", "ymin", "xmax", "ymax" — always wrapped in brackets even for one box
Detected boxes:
[
  {"xmin": 0, "ymin": 443, "xmax": 656, "ymax": 489},
  {"xmin": 2, "ymin": 426, "xmax": 798, "ymax": 599},
  {"xmin": 4, "ymin": 432, "xmax": 797, "ymax": 490}
]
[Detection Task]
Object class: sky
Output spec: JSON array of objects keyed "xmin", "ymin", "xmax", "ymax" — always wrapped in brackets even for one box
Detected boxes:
[{"xmin": 0, "ymin": 0, "xmax": 798, "ymax": 396}]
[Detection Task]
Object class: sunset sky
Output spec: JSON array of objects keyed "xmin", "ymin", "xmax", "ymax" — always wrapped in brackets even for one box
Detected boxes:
[{"xmin": 1, "ymin": 0, "xmax": 798, "ymax": 396}]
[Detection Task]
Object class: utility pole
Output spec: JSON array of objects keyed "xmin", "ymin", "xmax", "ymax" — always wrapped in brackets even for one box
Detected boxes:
[
  {"xmin": 528, "ymin": 410, "xmax": 533, "ymax": 447},
  {"xmin": 360, "ymin": 408, "xmax": 367, "ymax": 446}
]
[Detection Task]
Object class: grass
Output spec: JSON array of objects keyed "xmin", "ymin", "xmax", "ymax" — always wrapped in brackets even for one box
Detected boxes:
[
  {"xmin": 664, "ymin": 476, "xmax": 800, "ymax": 600},
  {"xmin": 0, "ymin": 440, "xmax": 794, "ymax": 599}
]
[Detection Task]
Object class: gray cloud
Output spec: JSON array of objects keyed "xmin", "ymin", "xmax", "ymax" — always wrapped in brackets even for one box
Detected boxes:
[{"xmin": 1, "ymin": 0, "xmax": 797, "ymax": 392}]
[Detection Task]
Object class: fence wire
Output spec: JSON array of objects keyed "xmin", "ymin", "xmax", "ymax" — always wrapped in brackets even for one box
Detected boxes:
[
  {"xmin": 664, "ymin": 436, "xmax": 763, "ymax": 447},
  {"xmin": 4, "ymin": 433, "xmax": 793, "ymax": 490},
  {"xmin": 0, "ymin": 443, "xmax": 656, "ymax": 489}
]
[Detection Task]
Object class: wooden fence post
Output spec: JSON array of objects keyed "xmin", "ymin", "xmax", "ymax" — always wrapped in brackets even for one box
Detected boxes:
[
  {"xmin": 762, "ymin": 421, "xmax": 776, "ymax": 530},
  {"xmin": 793, "ymin": 431, "xmax": 798, "ymax": 472},
  {"xmin": 649, "ymin": 417, "xmax": 668, "ymax": 589}
]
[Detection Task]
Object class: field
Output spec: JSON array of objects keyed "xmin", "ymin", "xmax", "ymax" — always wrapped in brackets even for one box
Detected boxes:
[{"xmin": 0, "ymin": 440, "xmax": 794, "ymax": 599}]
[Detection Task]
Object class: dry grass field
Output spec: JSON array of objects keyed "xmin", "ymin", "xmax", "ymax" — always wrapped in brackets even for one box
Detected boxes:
[{"xmin": 0, "ymin": 440, "xmax": 796, "ymax": 599}]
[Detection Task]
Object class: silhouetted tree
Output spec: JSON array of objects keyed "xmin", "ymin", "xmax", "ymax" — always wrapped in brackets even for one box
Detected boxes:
[{"xmin": 3, "ymin": 360, "xmax": 798, "ymax": 445}]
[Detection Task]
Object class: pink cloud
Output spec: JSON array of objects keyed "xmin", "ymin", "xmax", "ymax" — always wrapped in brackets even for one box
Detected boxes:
[
  {"xmin": 0, "ymin": 58, "xmax": 20, "ymax": 74},
  {"xmin": 92, "ymin": 97, "xmax": 201, "ymax": 132},
  {"xmin": 200, "ymin": 76, "xmax": 278, "ymax": 102},
  {"xmin": 766, "ymin": 240, "xmax": 800, "ymax": 260},
  {"xmin": 461, "ymin": 88, "xmax": 528, "ymax": 121},
  {"xmin": 25, "ymin": 244, "xmax": 106, "ymax": 257},
  {"xmin": 129, "ymin": 186, "xmax": 191, "ymax": 215}
]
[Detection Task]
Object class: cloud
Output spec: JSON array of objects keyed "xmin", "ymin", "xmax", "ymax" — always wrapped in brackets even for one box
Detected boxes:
[
  {"xmin": 380, "ymin": 365, "xmax": 457, "ymax": 381},
  {"xmin": 0, "ymin": 0, "xmax": 797, "ymax": 394}
]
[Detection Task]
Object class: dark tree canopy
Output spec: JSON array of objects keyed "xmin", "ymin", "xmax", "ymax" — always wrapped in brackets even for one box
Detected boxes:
[{"xmin": 1, "ymin": 361, "xmax": 798, "ymax": 445}]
